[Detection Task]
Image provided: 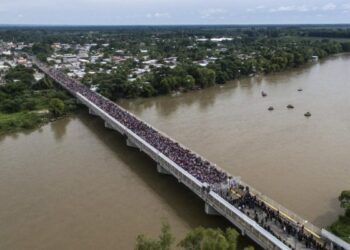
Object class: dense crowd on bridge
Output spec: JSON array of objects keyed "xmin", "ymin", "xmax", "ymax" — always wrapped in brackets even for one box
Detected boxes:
[
  {"xmin": 34, "ymin": 59, "xmax": 339, "ymax": 250},
  {"xmin": 227, "ymin": 189, "xmax": 329, "ymax": 250},
  {"xmin": 36, "ymin": 62, "xmax": 227, "ymax": 185}
]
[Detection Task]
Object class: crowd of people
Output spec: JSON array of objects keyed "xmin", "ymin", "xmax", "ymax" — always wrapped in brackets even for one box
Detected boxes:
[
  {"xmin": 33, "ymin": 59, "xmax": 337, "ymax": 250},
  {"xmin": 220, "ymin": 186, "xmax": 330, "ymax": 250},
  {"xmin": 36, "ymin": 62, "xmax": 228, "ymax": 185}
]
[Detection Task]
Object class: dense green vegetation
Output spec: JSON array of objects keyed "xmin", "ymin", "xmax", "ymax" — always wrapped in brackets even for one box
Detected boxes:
[
  {"xmin": 1, "ymin": 25, "xmax": 348, "ymax": 101},
  {"xmin": 2, "ymin": 25, "xmax": 350, "ymax": 133},
  {"xmin": 0, "ymin": 112, "xmax": 42, "ymax": 134},
  {"xmin": 87, "ymin": 63, "xmax": 216, "ymax": 99},
  {"xmin": 135, "ymin": 222, "xmax": 255, "ymax": 250},
  {"xmin": 82, "ymin": 37, "xmax": 347, "ymax": 100},
  {"xmin": 302, "ymin": 29, "xmax": 350, "ymax": 39},
  {"xmin": 330, "ymin": 190, "xmax": 350, "ymax": 243},
  {"xmin": 32, "ymin": 43, "xmax": 53, "ymax": 62},
  {"xmin": 0, "ymin": 65, "xmax": 77, "ymax": 136}
]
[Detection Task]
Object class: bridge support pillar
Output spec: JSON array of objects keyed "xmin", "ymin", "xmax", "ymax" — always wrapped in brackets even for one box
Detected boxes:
[
  {"xmin": 157, "ymin": 164, "xmax": 171, "ymax": 175},
  {"xmin": 105, "ymin": 122, "xmax": 113, "ymax": 130},
  {"xmin": 126, "ymin": 138, "xmax": 137, "ymax": 148},
  {"xmin": 89, "ymin": 108, "xmax": 98, "ymax": 116},
  {"xmin": 204, "ymin": 203, "xmax": 220, "ymax": 215}
]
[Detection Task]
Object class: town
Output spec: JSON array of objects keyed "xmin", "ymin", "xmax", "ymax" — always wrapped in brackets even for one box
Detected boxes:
[{"xmin": 1, "ymin": 27, "xmax": 348, "ymax": 102}]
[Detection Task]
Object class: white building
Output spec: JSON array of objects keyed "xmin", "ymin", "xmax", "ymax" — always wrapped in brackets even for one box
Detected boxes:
[
  {"xmin": 2, "ymin": 50, "xmax": 12, "ymax": 56},
  {"xmin": 63, "ymin": 54, "xmax": 78, "ymax": 63}
]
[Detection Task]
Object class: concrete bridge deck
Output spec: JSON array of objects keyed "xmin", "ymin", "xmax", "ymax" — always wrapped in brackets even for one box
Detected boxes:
[{"xmin": 30, "ymin": 56, "xmax": 349, "ymax": 250}]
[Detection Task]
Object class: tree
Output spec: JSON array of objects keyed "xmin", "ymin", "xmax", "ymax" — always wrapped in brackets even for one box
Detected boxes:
[
  {"xmin": 5, "ymin": 65, "xmax": 35, "ymax": 86},
  {"xmin": 330, "ymin": 190, "xmax": 350, "ymax": 243},
  {"xmin": 339, "ymin": 190, "xmax": 350, "ymax": 210},
  {"xmin": 158, "ymin": 222, "xmax": 174, "ymax": 250},
  {"xmin": 22, "ymin": 98, "xmax": 36, "ymax": 111},
  {"xmin": 341, "ymin": 42, "xmax": 350, "ymax": 52},
  {"xmin": 0, "ymin": 99, "xmax": 21, "ymax": 113},
  {"xmin": 32, "ymin": 77, "xmax": 53, "ymax": 90},
  {"xmin": 49, "ymin": 98, "xmax": 65, "ymax": 117},
  {"xmin": 225, "ymin": 229, "xmax": 240, "ymax": 250},
  {"xmin": 216, "ymin": 72, "xmax": 227, "ymax": 84},
  {"xmin": 243, "ymin": 247, "xmax": 255, "ymax": 250},
  {"xmin": 178, "ymin": 227, "xmax": 243, "ymax": 250},
  {"xmin": 182, "ymin": 75, "xmax": 196, "ymax": 89},
  {"xmin": 135, "ymin": 222, "xmax": 174, "ymax": 250},
  {"xmin": 141, "ymin": 83, "xmax": 156, "ymax": 97},
  {"xmin": 32, "ymin": 43, "xmax": 53, "ymax": 62},
  {"xmin": 135, "ymin": 236, "xmax": 162, "ymax": 250},
  {"xmin": 154, "ymin": 78, "xmax": 171, "ymax": 95},
  {"xmin": 200, "ymin": 229, "xmax": 229, "ymax": 250},
  {"xmin": 187, "ymin": 67, "xmax": 216, "ymax": 88}
]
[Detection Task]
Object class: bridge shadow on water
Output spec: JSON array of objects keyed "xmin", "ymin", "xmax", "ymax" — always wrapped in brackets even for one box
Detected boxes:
[{"xmin": 76, "ymin": 108, "xmax": 259, "ymax": 249}]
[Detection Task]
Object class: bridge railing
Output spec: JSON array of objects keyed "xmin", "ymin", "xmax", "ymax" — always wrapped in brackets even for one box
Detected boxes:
[
  {"xmin": 207, "ymin": 191, "xmax": 290, "ymax": 250},
  {"xmin": 76, "ymin": 93, "xmax": 205, "ymax": 197},
  {"xmin": 239, "ymin": 180, "xmax": 322, "ymax": 238},
  {"xmin": 126, "ymin": 129, "xmax": 204, "ymax": 196},
  {"xmin": 321, "ymin": 229, "xmax": 350, "ymax": 250},
  {"xmin": 76, "ymin": 93, "xmax": 290, "ymax": 250}
]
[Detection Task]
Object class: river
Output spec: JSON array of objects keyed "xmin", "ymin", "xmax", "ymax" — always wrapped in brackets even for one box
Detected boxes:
[
  {"xmin": 119, "ymin": 53, "xmax": 350, "ymax": 227},
  {"xmin": 1, "ymin": 54, "xmax": 349, "ymax": 249}
]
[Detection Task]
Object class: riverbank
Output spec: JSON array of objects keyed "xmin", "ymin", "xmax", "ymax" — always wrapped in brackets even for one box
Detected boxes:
[
  {"xmin": 0, "ymin": 112, "xmax": 45, "ymax": 136},
  {"xmin": 0, "ymin": 52, "xmax": 329, "ymax": 137},
  {"xmin": 116, "ymin": 52, "xmax": 350, "ymax": 105},
  {"xmin": 330, "ymin": 190, "xmax": 350, "ymax": 243},
  {"xmin": 0, "ymin": 101, "xmax": 78, "ymax": 137},
  {"xmin": 0, "ymin": 66, "xmax": 78, "ymax": 136},
  {"xmin": 119, "ymin": 53, "xmax": 350, "ymax": 228},
  {"xmin": 0, "ymin": 111, "xmax": 77, "ymax": 136},
  {"xmin": 0, "ymin": 53, "xmax": 325, "ymax": 137},
  {"xmin": 330, "ymin": 216, "xmax": 350, "ymax": 243}
]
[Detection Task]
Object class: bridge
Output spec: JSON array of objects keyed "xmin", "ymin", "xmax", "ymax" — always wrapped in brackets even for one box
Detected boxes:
[{"xmin": 30, "ymin": 56, "xmax": 350, "ymax": 250}]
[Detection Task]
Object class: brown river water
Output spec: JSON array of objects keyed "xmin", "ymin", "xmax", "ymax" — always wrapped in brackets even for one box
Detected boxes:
[{"xmin": 1, "ymin": 54, "xmax": 350, "ymax": 249}]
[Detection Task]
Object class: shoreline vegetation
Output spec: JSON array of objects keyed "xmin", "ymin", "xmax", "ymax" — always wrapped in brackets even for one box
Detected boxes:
[
  {"xmin": 0, "ymin": 65, "xmax": 78, "ymax": 136},
  {"xmin": 80, "ymin": 39, "xmax": 350, "ymax": 101},
  {"xmin": 1, "ymin": 26, "xmax": 350, "ymax": 136},
  {"xmin": 14, "ymin": 26, "xmax": 350, "ymax": 101},
  {"xmin": 135, "ymin": 221, "xmax": 255, "ymax": 250},
  {"xmin": 133, "ymin": 191, "xmax": 350, "ymax": 249},
  {"xmin": 330, "ymin": 191, "xmax": 350, "ymax": 243},
  {"xmin": 1, "ymin": 53, "xmax": 344, "ymax": 138},
  {"xmin": 0, "ymin": 51, "xmax": 338, "ymax": 137}
]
